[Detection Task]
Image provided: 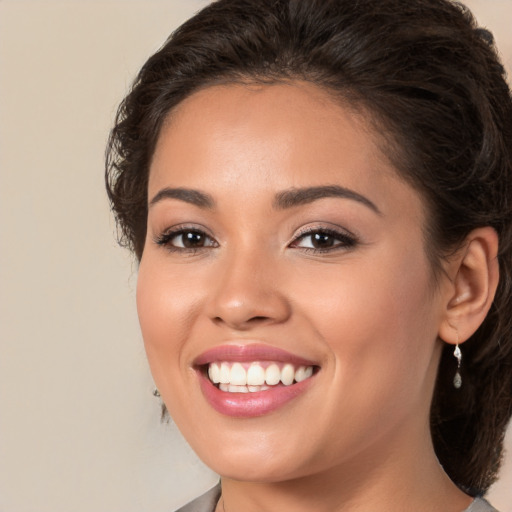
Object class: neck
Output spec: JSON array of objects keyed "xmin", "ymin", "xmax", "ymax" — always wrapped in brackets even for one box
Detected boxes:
[{"xmin": 217, "ymin": 420, "xmax": 472, "ymax": 512}]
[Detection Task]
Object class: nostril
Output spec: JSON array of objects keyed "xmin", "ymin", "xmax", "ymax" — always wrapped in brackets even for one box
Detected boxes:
[
  {"xmin": 249, "ymin": 316, "xmax": 271, "ymax": 322},
  {"xmin": 209, "ymin": 291, "xmax": 292, "ymax": 329},
  {"xmin": 212, "ymin": 315, "xmax": 271, "ymax": 326}
]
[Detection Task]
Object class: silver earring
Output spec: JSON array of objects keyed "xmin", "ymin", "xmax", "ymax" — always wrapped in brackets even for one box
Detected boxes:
[
  {"xmin": 453, "ymin": 344, "xmax": 462, "ymax": 389},
  {"xmin": 153, "ymin": 388, "xmax": 161, "ymax": 397}
]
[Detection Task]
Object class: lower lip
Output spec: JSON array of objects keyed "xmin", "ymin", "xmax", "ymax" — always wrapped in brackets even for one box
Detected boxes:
[{"xmin": 198, "ymin": 371, "xmax": 315, "ymax": 418}]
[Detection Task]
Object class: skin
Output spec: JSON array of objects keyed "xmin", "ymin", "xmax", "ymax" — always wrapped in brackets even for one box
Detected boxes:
[{"xmin": 137, "ymin": 82, "xmax": 498, "ymax": 511}]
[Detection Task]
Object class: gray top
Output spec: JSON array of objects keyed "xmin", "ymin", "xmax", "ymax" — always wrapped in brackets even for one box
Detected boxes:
[
  {"xmin": 175, "ymin": 484, "xmax": 499, "ymax": 512},
  {"xmin": 465, "ymin": 497, "xmax": 499, "ymax": 512},
  {"xmin": 175, "ymin": 485, "xmax": 220, "ymax": 512}
]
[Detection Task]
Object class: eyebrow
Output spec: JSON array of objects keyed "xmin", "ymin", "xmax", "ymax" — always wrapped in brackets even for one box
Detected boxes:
[
  {"xmin": 149, "ymin": 184, "xmax": 380, "ymax": 214},
  {"xmin": 149, "ymin": 187, "xmax": 215, "ymax": 209},
  {"xmin": 273, "ymin": 185, "xmax": 381, "ymax": 214}
]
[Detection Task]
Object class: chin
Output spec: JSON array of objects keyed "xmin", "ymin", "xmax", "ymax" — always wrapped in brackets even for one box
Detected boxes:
[
  {"xmin": 206, "ymin": 454, "xmax": 306, "ymax": 483},
  {"xmin": 203, "ymin": 431, "xmax": 329, "ymax": 484}
]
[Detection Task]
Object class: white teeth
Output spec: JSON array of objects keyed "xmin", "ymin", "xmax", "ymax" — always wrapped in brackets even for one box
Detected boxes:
[
  {"xmin": 219, "ymin": 362, "xmax": 230, "ymax": 384},
  {"xmin": 281, "ymin": 364, "xmax": 295, "ymax": 386},
  {"xmin": 229, "ymin": 384, "xmax": 248, "ymax": 393},
  {"xmin": 230, "ymin": 363, "xmax": 247, "ymax": 385},
  {"xmin": 247, "ymin": 363, "xmax": 266, "ymax": 386},
  {"xmin": 248, "ymin": 385, "xmax": 270, "ymax": 392},
  {"xmin": 295, "ymin": 365, "xmax": 313, "ymax": 382},
  {"xmin": 208, "ymin": 363, "xmax": 220, "ymax": 384},
  {"xmin": 208, "ymin": 361, "xmax": 315, "ymax": 391},
  {"xmin": 219, "ymin": 384, "xmax": 271, "ymax": 393},
  {"xmin": 265, "ymin": 364, "xmax": 281, "ymax": 386}
]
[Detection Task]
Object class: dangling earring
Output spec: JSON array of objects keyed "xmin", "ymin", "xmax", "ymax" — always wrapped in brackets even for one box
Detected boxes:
[
  {"xmin": 152, "ymin": 388, "xmax": 168, "ymax": 422},
  {"xmin": 453, "ymin": 344, "xmax": 462, "ymax": 389}
]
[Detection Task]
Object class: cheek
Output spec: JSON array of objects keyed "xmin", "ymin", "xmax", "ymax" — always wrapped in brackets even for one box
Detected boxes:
[
  {"xmin": 136, "ymin": 255, "xmax": 201, "ymax": 379},
  {"xmin": 297, "ymin": 248, "xmax": 438, "ymax": 393},
  {"xmin": 289, "ymin": 253, "xmax": 439, "ymax": 462}
]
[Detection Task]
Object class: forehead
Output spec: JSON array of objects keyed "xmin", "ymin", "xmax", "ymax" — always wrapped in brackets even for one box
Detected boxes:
[
  {"xmin": 148, "ymin": 82, "xmax": 425, "ymax": 230},
  {"xmin": 150, "ymin": 82, "xmax": 396, "ymax": 190}
]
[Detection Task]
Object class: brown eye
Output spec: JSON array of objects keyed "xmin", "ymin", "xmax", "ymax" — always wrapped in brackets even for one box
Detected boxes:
[
  {"xmin": 174, "ymin": 231, "xmax": 209, "ymax": 248},
  {"xmin": 155, "ymin": 228, "xmax": 217, "ymax": 251},
  {"xmin": 309, "ymin": 232, "xmax": 337, "ymax": 249},
  {"xmin": 292, "ymin": 229, "xmax": 357, "ymax": 252}
]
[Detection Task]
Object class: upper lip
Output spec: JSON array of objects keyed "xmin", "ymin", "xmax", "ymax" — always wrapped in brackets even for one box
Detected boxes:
[{"xmin": 193, "ymin": 343, "xmax": 319, "ymax": 367}]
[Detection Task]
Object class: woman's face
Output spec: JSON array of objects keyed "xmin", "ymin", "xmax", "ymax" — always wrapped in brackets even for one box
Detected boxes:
[{"xmin": 137, "ymin": 82, "xmax": 447, "ymax": 481}]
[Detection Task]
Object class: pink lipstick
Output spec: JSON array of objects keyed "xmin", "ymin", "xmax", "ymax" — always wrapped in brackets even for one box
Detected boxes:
[{"xmin": 195, "ymin": 344, "xmax": 319, "ymax": 418}]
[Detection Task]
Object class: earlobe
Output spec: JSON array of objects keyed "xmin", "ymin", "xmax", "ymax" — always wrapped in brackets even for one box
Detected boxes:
[{"xmin": 438, "ymin": 227, "xmax": 499, "ymax": 345}]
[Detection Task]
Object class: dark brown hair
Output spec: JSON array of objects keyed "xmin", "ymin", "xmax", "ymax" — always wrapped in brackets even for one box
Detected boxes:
[{"xmin": 106, "ymin": 0, "xmax": 512, "ymax": 496}]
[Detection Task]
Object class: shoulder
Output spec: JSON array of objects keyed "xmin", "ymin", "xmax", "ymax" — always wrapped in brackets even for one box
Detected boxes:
[
  {"xmin": 171, "ymin": 487, "xmax": 500, "ymax": 512},
  {"xmin": 464, "ymin": 497, "xmax": 500, "ymax": 512},
  {"xmin": 173, "ymin": 484, "xmax": 221, "ymax": 512}
]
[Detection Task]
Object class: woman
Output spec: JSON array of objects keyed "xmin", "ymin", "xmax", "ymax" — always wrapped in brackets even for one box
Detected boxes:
[{"xmin": 105, "ymin": 0, "xmax": 512, "ymax": 510}]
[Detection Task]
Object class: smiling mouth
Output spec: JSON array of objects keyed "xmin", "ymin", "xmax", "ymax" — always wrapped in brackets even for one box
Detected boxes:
[
  {"xmin": 206, "ymin": 361, "xmax": 315, "ymax": 393},
  {"xmin": 194, "ymin": 344, "xmax": 320, "ymax": 416}
]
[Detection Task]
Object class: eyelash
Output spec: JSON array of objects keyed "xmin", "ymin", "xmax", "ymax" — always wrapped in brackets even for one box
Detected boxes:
[
  {"xmin": 290, "ymin": 227, "xmax": 358, "ymax": 253},
  {"xmin": 154, "ymin": 226, "xmax": 358, "ymax": 254},
  {"xmin": 154, "ymin": 226, "xmax": 218, "ymax": 254}
]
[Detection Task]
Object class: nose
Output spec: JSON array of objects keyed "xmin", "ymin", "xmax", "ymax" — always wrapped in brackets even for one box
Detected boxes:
[{"xmin": 206, "ymin": 250, "xmax": 292, "ymax": 331}]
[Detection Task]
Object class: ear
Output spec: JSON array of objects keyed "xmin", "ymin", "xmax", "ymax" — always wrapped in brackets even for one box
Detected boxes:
[{"xmin": 438, "ymin": 227, "xmax": 499, "ymax": 345}]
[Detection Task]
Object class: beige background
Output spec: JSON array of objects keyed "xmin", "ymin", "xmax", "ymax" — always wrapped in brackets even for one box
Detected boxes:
[{"xmin": 0, "ymin": 1, "xmax": 510, "ymax": 511}]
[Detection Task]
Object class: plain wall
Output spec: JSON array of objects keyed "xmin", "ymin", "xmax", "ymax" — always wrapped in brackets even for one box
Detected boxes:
[{"xmin": 0, "ymin": 1, "xmax": 510, "ymax": 511}]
